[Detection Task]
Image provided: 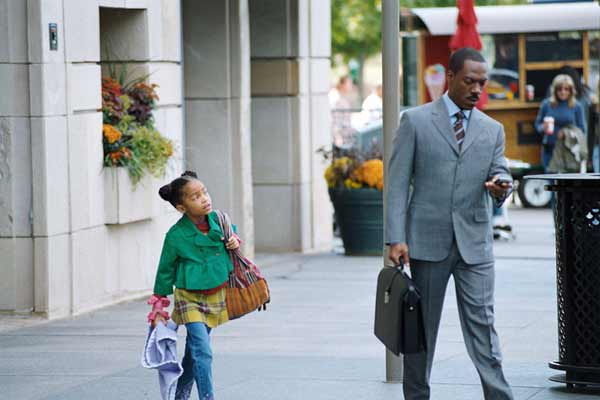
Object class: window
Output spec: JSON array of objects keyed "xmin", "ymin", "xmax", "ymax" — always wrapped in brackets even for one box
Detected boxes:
[
  {"xmin": 482, "ymin": 34, "xmax": 519, "ymax": 101},
  {"xmin": 525, "ymin": 32, "xmax": 583, "ymax": 62},
  {"xmin": 590, "ymin": 31, "xmax": 600, "ymax": 94},
  {"xmin": 526, "ymin": 68, "xmax": 584, "ymax": 102},
  {"xmin": 401, "ymin": 35, "xmax": 419, "ymax": 107}
]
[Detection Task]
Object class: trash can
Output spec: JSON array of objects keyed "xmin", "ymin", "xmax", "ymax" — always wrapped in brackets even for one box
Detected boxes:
[{"xmin": 525, "ymin": 173, "xmax": 600, "ymax": 389}]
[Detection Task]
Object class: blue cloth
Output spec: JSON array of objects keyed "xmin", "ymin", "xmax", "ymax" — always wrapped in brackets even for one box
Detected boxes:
[
  {"xmin": 535, "ymin": 98, "xmax": 586, "ymax": 147},
  {"xmin": 142, "ymin": 320, "xmax": 184, "ymax": 400},
  {"xmin": 442, "ymin": 92, "xmax": 472, "ymax": 131},
  {"xmin": 175, "ymin": 322, "xmax": 214, "ymax": 400}
]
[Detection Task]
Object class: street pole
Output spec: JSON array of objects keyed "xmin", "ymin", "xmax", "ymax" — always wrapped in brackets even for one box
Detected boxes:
[{"xmin": 382, "ymin": 0, "xmax": 403, "ymax": 383}]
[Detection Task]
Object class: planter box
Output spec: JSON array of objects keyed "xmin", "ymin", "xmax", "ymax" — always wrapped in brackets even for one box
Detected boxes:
[
  {"xmin": 329, "ymin": 188, "xmax": 383, "ymax": 256},
  {"xmin": 104, "ymin": 167, "xmax": 155, "ymax": 224}
]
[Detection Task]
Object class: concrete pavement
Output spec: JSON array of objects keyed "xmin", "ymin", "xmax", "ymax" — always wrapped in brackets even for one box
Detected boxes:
[{"xmin": 2, "ymin": 207, "xmax": 599, "ymax": 399}]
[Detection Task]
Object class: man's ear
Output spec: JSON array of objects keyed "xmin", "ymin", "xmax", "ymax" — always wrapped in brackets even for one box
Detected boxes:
[{"xmin": 447, "ymin": 70, "xmax": 455, "ymax": 82}]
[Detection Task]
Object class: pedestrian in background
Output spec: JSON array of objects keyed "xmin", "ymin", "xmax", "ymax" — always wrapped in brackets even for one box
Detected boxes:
[
  {"xmin": 386, "ymin": 47, "xmax": 514, "ymax": 400},
  {"xmin": 148, "ymin": 171, "xmax": 241, "ymax": 400},
  {"xmin": 536, "ymin": 74, "xmax": 586, "ymax": 172},
  {"xmin": 329, "ymin": 75, "xmax": 356, "ymax": 147},
  {"xmin": 361, "ymin": 83, "xmax": 383, "ymax": 122},
  {"xmin": 545, "ymin": 66, "xmax": 598, "ymax": 172}
]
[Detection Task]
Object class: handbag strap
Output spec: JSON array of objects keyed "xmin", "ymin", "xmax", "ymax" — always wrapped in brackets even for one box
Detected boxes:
[
  {"xmin": 215, "ymin": 210, "xmax": 258, "ymax": 283},
  {"xmin": 215, "ymin": 210, "xmax": 234, "ymax": 241}
]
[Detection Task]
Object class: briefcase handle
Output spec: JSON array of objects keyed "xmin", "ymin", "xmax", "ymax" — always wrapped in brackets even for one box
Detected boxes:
[
  {"xmin": 385, "ymin": 261, "xmax": 408, "ymax": 293},
  {"xmin": 393, "ymin": 259, "xmax": 407, "ymax": 272}
]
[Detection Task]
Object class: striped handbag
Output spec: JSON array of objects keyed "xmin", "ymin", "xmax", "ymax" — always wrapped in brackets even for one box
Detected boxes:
[{"xmin": 215, "ymin": 210, "xmax": 270, "ymax": 320}]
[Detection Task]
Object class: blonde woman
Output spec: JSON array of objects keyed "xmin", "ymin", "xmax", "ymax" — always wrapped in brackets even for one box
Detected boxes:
[{"xmin": 535, "ymin": 74, "xmax": 586, "ymax": 171}]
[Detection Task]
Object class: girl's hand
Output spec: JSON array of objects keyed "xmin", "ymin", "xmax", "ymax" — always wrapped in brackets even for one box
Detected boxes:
[
  {"xmin": 225, "ymin": 236, "xmax": 240, "ymax": 250},
  {"xmin": 151, "ymin": 314, "xmax": 166, "ymax": 328}
]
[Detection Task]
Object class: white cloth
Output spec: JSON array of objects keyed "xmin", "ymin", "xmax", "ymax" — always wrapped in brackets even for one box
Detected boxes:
[{"xmin": 141, "ymin": 320, "xmax": 184, "ymax": 400}]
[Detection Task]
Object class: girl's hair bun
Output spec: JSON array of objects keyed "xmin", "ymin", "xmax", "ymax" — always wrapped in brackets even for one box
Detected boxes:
[
  {"xmin": 181, "ymin": 170, "xmax": 198, "ymax": 179},
  {"xmin": 159, "ymin": 171, "xmax": 200, "ymax": 207},
  {"xmin": 158, "ymin": 184, "xmax": 172, "ymax": 201}
]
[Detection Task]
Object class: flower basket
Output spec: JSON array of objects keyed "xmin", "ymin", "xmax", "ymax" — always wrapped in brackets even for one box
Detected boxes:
[
  {"xmin": 329, "ymin": 188, "xmax": 383, "ymax": 255},
  {"xmin": 104, "ymin": 167, "xmax": 156, "ymax": 224},
  {"xmin": 100, "ymin": 69, "xmax": 174, "ymax": 225},
  {"xmin": 320, "ymin": 144, "xmax": 384, "ymax": 255},
  {"xmin": 101, "ymin": 73, "xmax": 174, "ymax": 189}
]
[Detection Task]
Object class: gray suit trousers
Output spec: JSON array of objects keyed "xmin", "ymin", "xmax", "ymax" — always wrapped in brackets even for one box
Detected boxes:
[{"xmin": 402, "ymin": 242, "xmax": 514, "ymax": 400}]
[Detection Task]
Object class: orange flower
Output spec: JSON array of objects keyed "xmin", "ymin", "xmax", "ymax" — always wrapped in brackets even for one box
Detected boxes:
[
  {"xmin": 109, "ymin": 151, "xmax": 122, "ymax": 164},
  {"xmin": 102, "ymin": 77, "xmax": 122, "ymax": 97},
  {"xmin": 103, "ymin": 124, "xmax": 122, "ymax": 144},
  {"xmin": 120, "ymin": 147, "xmax": 132, "ymax": 159},
  {"xmin": 353, "ymin": 159, "xmax": 383, "ymax": 190}
]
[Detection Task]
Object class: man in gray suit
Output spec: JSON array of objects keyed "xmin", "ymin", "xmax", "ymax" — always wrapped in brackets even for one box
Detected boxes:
[{"xmin": 386, "ymin": 48, "xmax": 514, "ymax": 400}]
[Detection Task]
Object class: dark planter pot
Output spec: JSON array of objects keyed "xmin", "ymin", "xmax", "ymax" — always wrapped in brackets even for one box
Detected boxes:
[{"xmin": 329, "ymin": 188, "xmax": 383, "ymax": 256}]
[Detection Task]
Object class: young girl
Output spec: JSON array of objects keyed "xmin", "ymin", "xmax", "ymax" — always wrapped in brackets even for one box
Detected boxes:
[{"xmin": 148, "ymin": 171, "xmax": 240, "ymax": 400}]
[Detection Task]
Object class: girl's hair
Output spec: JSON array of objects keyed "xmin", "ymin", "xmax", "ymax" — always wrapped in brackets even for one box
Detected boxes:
[
  {"xmin": 550, "ymin": 74, "xmax": 576, "ymax": 108},
  {"xmin": 158, "ymin": 171, "xmax": 199, "ymax": 207}
]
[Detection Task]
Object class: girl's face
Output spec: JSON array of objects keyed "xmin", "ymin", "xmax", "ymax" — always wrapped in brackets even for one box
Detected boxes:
[
  {"xmin": 177, "ymin": 180, "xmax": 212, "ymax": 217},
  {"xmin": 555, "ymin": 84, "xmax": 572, "ymax": 101}
]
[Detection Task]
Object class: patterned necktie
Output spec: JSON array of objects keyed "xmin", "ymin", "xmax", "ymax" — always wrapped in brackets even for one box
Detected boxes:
[{"xmin": 454, "ymin": 111, "xmax": 466, "ymax": 150}]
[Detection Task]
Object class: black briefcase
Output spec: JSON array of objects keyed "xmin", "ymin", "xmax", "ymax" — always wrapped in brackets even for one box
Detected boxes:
[{"xmin": 374, "ymin": 263, "xmax": 426, "ymax": 355}]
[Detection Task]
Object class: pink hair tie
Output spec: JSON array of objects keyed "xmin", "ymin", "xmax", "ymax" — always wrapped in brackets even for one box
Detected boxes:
[{"xmin": 147, "ymin": 294, "xmax": 170, "ymax": 323}]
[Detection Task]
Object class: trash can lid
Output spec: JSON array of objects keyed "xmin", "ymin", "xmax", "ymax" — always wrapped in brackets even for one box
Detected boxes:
[{"xmin": 525, "ymin": 173, "xmax": 600, "ymax": 181}]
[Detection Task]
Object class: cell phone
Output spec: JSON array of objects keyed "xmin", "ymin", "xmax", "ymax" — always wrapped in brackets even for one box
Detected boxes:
[{"xmin": 494, "ymin": 178, "xmax": 512, "ymax": 186}]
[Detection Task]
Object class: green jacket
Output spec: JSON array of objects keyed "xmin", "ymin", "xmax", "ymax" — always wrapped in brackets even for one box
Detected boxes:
[{"xmin": 153, "ymin": 212, "xmax": 235, "ymax": 296}]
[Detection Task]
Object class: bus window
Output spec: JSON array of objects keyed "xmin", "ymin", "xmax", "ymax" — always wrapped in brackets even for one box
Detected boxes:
[
  {"xmin": 526, "ymin": 32, "xmax": 583, "ymax": 62},
  {"xmin": 482, "ymin": 34, "xmax": 520, "ymax": 101}
]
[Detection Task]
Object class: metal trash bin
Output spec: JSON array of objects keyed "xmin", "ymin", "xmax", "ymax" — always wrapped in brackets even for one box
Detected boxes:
[{"xmin": 526, "ymin": 173, "xmax": 600, "ymax": 389}]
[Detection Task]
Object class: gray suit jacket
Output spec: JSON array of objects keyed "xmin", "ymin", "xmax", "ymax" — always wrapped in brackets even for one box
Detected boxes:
[{"xmin": 385, "ymin": 98, "xmax": 512, "ymax": 264}]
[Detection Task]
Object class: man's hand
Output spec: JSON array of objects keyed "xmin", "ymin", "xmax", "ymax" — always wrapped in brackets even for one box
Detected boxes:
[
  {"xmin": 388, "ymin": 243, "xmax": 410, "ymax": 267},
  {"xmin": 485, "ymin": 175, "xmax": 512, "ymax": 198}
]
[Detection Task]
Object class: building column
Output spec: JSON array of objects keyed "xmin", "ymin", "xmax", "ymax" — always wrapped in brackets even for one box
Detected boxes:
[
  {"xmin": 182, "ymin": 0, "xmax": 254, "ymax": 255},
  {"xmin": 249, "ymin": 0, "xmax": 332, "ymax": 252},
  {"xmin": 0, "ymin": 0, "xmax": 34, "ymax": 314},
  {"xmin": 26, "ymin": 0, "xmax": 184, "ymax": 318}
]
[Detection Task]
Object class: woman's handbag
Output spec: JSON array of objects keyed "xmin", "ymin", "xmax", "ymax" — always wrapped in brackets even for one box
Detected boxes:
[
  {"xmin": 215, "ymin": 210, "xmax": 270, "ymax": 320},
  {"xmin": 374, "ymin": 262, "xmax": 426, "ymax": 355}
]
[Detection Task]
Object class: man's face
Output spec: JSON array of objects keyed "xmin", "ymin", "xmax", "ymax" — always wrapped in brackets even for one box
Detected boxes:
[{"xmin": 447, "ymin": 59, "xmax": 488, "ymax": 109}]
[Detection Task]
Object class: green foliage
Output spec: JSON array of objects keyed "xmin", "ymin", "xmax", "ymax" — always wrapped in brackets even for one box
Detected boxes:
[
  {"xmin": 106, "ymin": 62, "xmax": 153, "ymax": 92},
  {"xmin": 129, "ymin": 126, "xmax": 174, "ymax": 182},
  {"xmin": 101, "ymin": 66, "xmax": 173, "ymax": 187},
  {"xmin": 331, "ymin": 0, "xmax": 382, "ymax": 65},
  {"xmin": 331, "ymin": 0, "xmax": 528, "ymax": 66}
]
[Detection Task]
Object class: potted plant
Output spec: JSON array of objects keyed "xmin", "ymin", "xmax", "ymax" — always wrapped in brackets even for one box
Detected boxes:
[
  {"xmin": 101, "ymin": 71, "xmax": 174, "ymax": 224},
  {"xmin": 320, "ymin": 145, "xmax": 384, "ymax": 255}
]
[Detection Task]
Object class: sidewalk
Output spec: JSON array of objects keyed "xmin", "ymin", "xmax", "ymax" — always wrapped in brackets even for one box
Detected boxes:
[{"xmin": 1, "ymin": 207, "xmax": 598, "ymax": 399}]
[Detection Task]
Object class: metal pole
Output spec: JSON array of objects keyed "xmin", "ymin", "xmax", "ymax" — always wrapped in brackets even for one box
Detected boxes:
[{"xmin": 382, "ymin": 0, "xmax": 403, "ymax": 383}]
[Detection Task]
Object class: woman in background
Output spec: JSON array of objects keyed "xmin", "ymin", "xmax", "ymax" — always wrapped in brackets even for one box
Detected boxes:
[{"xmin": 535, "ymin": 74, "xmax": 586, "ymax": 172}]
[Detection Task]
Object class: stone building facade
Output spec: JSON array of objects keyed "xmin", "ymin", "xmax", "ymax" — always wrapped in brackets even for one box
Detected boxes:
[{"xmin": 0, "ymin": 0, "xmax": 332, "ymax": 318}]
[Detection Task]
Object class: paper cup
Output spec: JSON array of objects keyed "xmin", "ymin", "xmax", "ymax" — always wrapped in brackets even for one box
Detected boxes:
[{"xmin": 543, "ymin": 116, "xmax": 554, "ymax": 135}]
